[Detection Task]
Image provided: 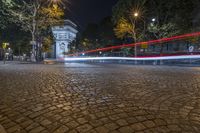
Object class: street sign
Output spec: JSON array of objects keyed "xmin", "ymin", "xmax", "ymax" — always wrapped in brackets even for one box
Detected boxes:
[
  {"xmin": 141, "ymin": 42, "xmax": 148, "ymax": 49},
  {"xmin": 189, "ymin": 46, "xmax": 194, "ymax": 52}
]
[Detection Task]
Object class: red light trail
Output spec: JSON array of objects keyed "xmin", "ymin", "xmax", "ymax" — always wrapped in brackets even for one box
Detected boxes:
[{"xmin": 67, "ymin": 32, "xmax": 200, "ymax": 56}]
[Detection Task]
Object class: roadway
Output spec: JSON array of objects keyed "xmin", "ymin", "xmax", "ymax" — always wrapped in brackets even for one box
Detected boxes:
[{"xmin": 0, "ymin": 63, "xmax": 200, "ymax": 132}]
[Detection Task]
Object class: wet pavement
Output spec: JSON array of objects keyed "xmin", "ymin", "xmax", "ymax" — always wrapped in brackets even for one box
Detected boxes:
[{"xmin": 1, "ymin": 63, "xmax": 200, "ymax": 133}]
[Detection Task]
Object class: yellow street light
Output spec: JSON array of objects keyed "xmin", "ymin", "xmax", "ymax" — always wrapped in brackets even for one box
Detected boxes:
[
  {"xmin": 51, "ymin": 0, "xmax": 60, "ymax": 3},
  {"xmin": 132, "ymin": 12, "xmax": 139, "ymax": 64},
  {"xmin": 2, "ymin": 43, "xmax": 9, "ymax": 49},
  {"xmin": 134, "ymin": 12, "xmax": 139, "ymax": 17},
  {"xmin": 49, "ymin": 0, "xmax": 65, "ymax": 7}
]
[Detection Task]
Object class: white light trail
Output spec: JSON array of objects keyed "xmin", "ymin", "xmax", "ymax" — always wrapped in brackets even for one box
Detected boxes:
[{"xmin": 64, "ymin": 55, "xmax": 200, "ymax": 61}]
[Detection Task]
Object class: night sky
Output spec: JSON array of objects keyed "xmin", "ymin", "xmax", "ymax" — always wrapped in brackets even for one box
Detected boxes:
[{"xmin": 66, "ymin": 0, "xmax": 118, "ymax": 30}]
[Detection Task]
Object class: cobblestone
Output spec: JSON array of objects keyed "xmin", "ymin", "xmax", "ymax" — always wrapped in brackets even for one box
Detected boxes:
[
  {"xmin": 53, "ymin": 125, "xmax": 69, "ymax": 133},
  {"xmin": 0, "ymin": 124, "xmax": 6, "ymax": 133},
  {"xmin": 0, "ymin": 63, "xmax": 200, "ymax": 132}
]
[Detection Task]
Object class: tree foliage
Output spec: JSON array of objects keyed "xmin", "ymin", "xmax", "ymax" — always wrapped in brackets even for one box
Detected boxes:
[
  {"xmin": 112, "ymin": 0, "xmax": 200, "ymax": 42},
  {"xmin": 0, "ymin": 24, "xmax": 31, "ymax": 55},
  {"xmin": 0, "ymin": 0, "xmax": 12, "ymax": 29},
  {"xmin": 38, "ymin": 4, "xmax": 64, "ymax": 32},
  {"xmin": 2, "ymin": 0, "xmax": 64, "ymax": 39},
  {"xmin": 147, "ymin": 23, "xmax": 180, "ymax": 39},
  {"xmin": 112, "ymin": 0, "xmax": 146, "ymax": 42},
  {"xmin": 98, "ymin": 17, "xmax": 116, "ymax": 46},
  {"xmin": 69, "ymin": 17, "xmax": 118, "ymax": 53},
  {"xmin": 42, "ymin": 35, "xmax": 54, "ymax": 52},
  {"xmin": 114, "ymin": 18, "xmax": 133, "ymax": 39},
  {"xmin": 1, "ymin": 0, "xmax": 65, "ymax": 60}
]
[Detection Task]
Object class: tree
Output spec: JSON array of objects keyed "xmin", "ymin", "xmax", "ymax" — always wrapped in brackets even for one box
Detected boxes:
[
  {"xmin": 112, "ymin": 0, "xmax": 133, "ymax": 25},
  {"xmin": 0, "ymin": 24, "xmax": 32, "ymax": 56},
  {"xmin": 42, "ymin": 36, "xmax": 53, "ymax": 53},
  {"xmin": 147, "ymin": 23, "xmax": 180, "ymax": 39},
  {"xmin": 146, "ymin": 0, "xmax": 200, "ymax": 34},
  {"xmin": 0, "ymin": 0, "xmax": 13, "ymax": 29},
  {"xmin": 112, "ymin": 0, "xmax": 200, "ymax": 56},
  {"xmin": 113, "ymin": 0, "xmax": 146, "ymax": 43},
  {"xmin": 98, "ymin": 17, "xmax": 116, "ymax": 47},
  {"xmin": 147, "ymin": 22, "xmax": 180, "ymax": 54},
  {"xmin": 114, "ymin": 18, "xmax": 133, "ymax": 39},
  {"xmin": 145, "ymin": 0, "xmax": 184, "ymax": 54},
  {"xmin": 82, "ymin": 23, "xmax": 99, "ymax": 40},
  {"xmin": 113, "ymin": 0, "xmax": 147, "ymax": 60},
  {"xmin": 113, "ymin": 0, "xmax": 200, "ymax": 40},
  {"xmin": 78, "ymin": 23, "xmax": 99, "ymax": 51},
  {"xmin": 68, "ymin": 40, "xmax": 76, "ymax": 54},
  {"xmin": 69, "ymin": 16, "xmax": 120, "ymax": 54},
  {"xmin": 0, "ymin": 1, "xmax": 30, "ymax": 56},
  {"xmin": 0, "ymin": 3, "xmax": 6, "ymax": 29},
  {"xmin": 2, "ymin": 0, "xmax": 64, "ymax": 61}
]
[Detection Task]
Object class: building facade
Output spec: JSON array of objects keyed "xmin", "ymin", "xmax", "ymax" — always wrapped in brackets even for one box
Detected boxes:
[{"xmin": 52, "ymin": 20, "xmax": 78, "ymax": 59}]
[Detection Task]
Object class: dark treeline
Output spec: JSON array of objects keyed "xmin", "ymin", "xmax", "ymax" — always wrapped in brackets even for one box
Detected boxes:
[
  {"xmin": 1, "ymin": 0, "xmax": 200, "ymax": 55},
  {"xmin": 69, "ymin": 0, "xmax": 200, "ymax": 53}
]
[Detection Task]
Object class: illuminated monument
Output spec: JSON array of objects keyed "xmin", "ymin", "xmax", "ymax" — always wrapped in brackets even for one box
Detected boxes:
[{"xmin": 52, "ymin": 20, "xmax": 78, "ymax": 59}]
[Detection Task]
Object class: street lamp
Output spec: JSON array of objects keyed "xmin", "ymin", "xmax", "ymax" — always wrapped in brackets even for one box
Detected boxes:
[
  {"xmin": 50, "ymin": 0, "xmax": 61, "ymax": 4},
  {"xmin": 152, "ymin": 18, "xmax": 156, "ymax": 22},
  {"xmin": 52, "ymin": 0, "xmax": 59, "ymax": 2},
  {"xmin": 133, "ymin": 12, "xmax": 139, "ymax": 64},
  {"xmin": 150, "ymin": 18, "xmax": 156, "ymax": 27},
  {"xmin": 134, "ymin": 12, "xmax": 139, "ymax": 17},
  {"xmin": 49, "ymin": 0, "xmax": 65, "ymax": 8}
]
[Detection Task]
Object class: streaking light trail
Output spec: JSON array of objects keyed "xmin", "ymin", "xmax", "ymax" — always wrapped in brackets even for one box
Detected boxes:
[
  {"xmin": 67, "ymin": 32, "xmax": 200, "ymax": 56},
  {"xmin": 64, "ymin": 55, "xmax": 200, "ymax": 61}
]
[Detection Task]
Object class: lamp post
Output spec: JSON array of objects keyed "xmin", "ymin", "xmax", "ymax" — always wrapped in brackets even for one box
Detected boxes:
[
  {"xmin": 151, "ymin": 18, "xmax": 159, "ymax": 65},
  {"xmin": 152, "ymin": 18, "xmax": 156, "ymax": 22},
  {"xmin": 134, "ymin": 12, "xmax": 138, "ymax": 17},
  {"xmin": 133, "ymin": 12, "xmax": 138, "ymax": 64},
  {"xmin": 2, "ymin": 43, "xmax": 9, "ymax": 64}
]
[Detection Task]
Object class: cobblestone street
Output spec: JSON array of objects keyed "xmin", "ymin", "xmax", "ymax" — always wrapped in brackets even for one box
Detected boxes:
[{"xmin": 1, "ymin": 63, "xmax": 200, "ymax": 133}]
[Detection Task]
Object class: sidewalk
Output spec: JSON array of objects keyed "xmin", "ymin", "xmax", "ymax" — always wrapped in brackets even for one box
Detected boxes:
[
  {"xmin": 0, "ymin": 61, "xmax": 21, "ymax": 65},
  {"xmin": 0, "ymin": 60, "xmax": 39, "ymax": 65}
]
